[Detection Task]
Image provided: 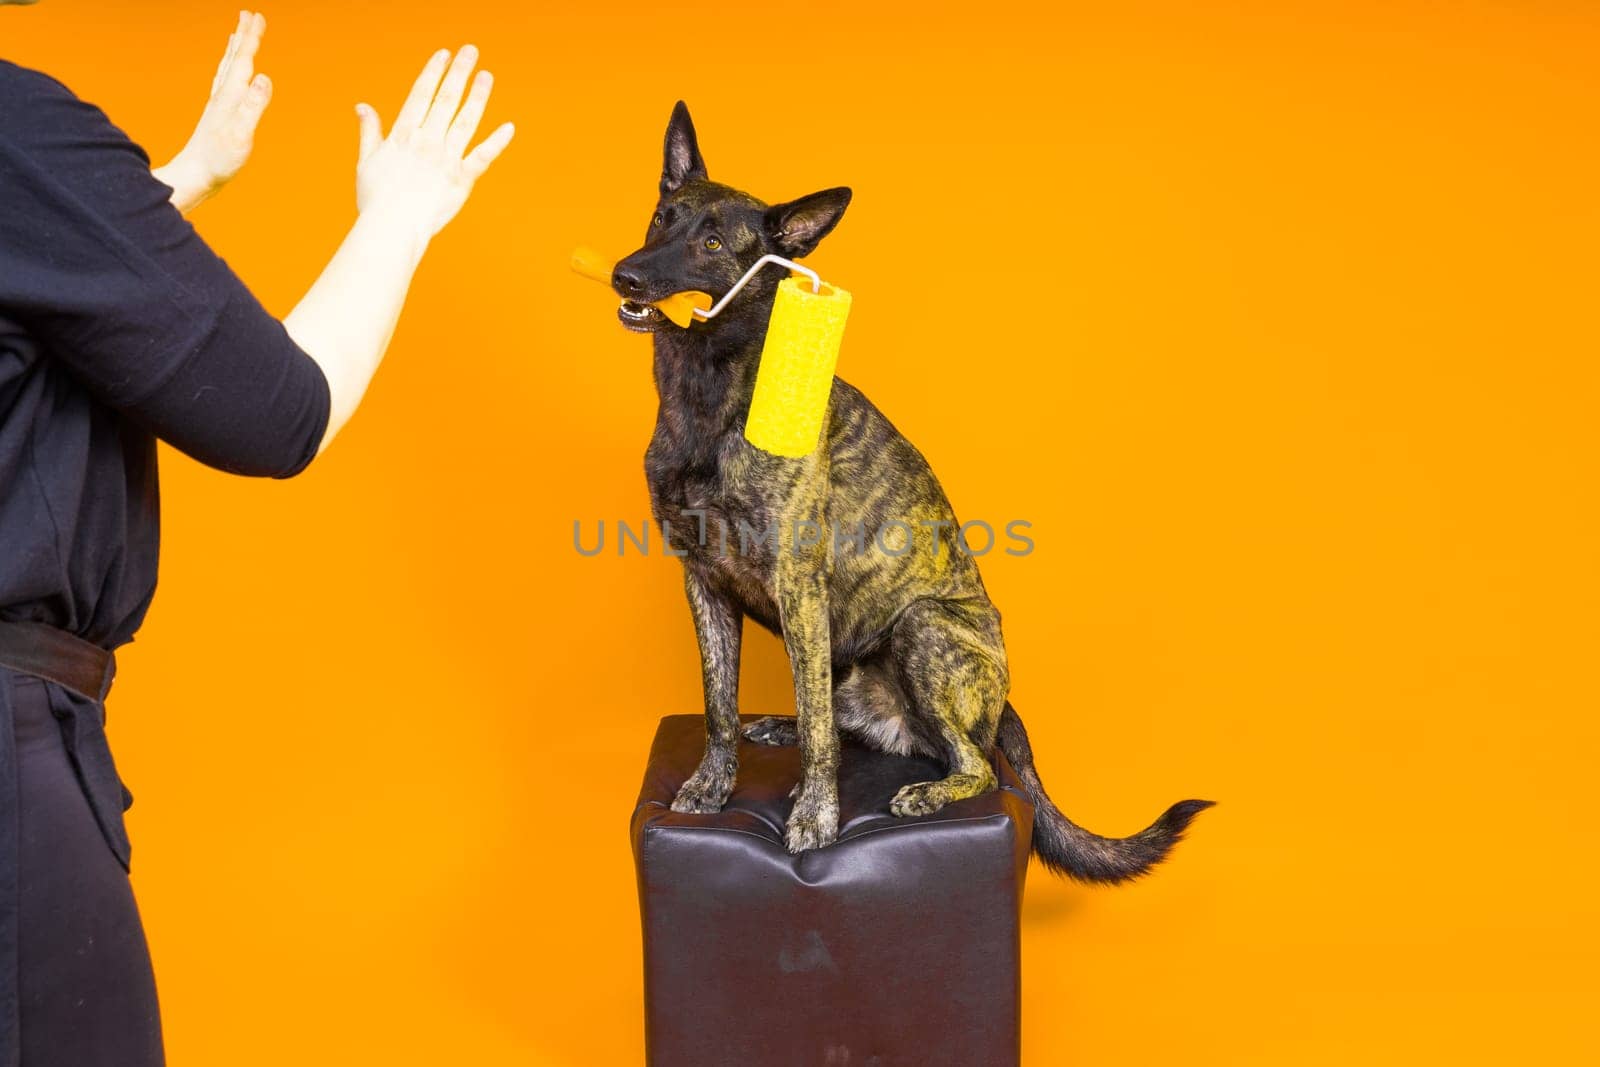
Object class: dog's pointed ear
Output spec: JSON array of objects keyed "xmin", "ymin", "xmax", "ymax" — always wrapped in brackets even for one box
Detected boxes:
[
  {"xmin": 764, "ymin": 187, "xmax": 853, "ymax": 258},
  {"xmin": 661, "ymin": 101, "xmax": 708, "ymax": 195}
]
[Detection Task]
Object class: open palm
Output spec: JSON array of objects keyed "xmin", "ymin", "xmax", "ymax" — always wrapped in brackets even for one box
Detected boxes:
[
  {"xmin": 159, "ymin": 11, "xmax": 274, "ymax": 209},
  {"xmin": 353, "ymin": 46, "xmax": 515, "ymax": 242}
]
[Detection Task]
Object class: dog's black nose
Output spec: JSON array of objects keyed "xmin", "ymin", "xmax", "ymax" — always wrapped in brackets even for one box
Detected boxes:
[{"xmin": 613, "ymin": 267, "xmax": 647, "ymax": 296}]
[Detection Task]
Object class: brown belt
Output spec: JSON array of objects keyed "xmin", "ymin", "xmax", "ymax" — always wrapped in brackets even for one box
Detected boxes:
[{"xmin": 0, "ymin": 619, "xmax": 117, "ymax": 702}]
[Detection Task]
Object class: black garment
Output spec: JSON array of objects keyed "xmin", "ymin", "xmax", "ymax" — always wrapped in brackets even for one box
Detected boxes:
[
  {"xmin": 6, "ymin": 672, "xmax": 162, "ymax": 1067},
  {"xmin": 0, "ymin": 60, "xmax": 331, "ymax": 1065}
]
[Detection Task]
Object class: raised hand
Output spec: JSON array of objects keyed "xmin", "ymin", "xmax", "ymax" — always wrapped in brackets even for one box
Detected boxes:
[
  {"xmin": 352, "ymin": 46, "xmax": 515, "ymax": 244},
  {"xmin": 281, "ymin": 46, "xmax": 514, "ymax": 449},
  {"xmin": 154, "ymin": 10, "xmax": 274, "ymax": 214}
]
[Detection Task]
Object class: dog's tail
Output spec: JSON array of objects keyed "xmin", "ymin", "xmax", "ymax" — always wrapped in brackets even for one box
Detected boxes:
[{"xmin": 995, "ymin": 701, "xmax": 1213, "ymax": 884}]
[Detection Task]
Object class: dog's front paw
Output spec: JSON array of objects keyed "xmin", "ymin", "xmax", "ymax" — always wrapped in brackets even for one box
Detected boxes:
[
  {"xmin": 671, "ymin": 756, "xmax": 736, "ymax": 814},
  {"xmin": 671, "ymin": 775, "xmax": 732, "ymax": 813},
  {"xmin": 785, "ymin": 793, "xmax": 839, "ymax": 853},
  {"xmin": 742, "ymin": 716, "xmax": 799, "ymax": 747},
  {"xmin": 890, "ymin": 780, "xmax": 951, "ymax": 818}
]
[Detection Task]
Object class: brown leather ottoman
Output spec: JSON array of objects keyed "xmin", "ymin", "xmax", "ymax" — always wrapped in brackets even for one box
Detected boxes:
[{"xmin": 631, "ymin": 714, "xmax": 1035, "ymax": 1067}]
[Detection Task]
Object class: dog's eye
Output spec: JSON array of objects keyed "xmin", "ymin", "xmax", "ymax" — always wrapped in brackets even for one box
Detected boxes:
[
  {"xmin": 704, "ymin": 236, "xmax": 722, "ymax": 251},
  {"xmin": 652, "ymin": 213, "xmax": 664, "ymax": 228}
]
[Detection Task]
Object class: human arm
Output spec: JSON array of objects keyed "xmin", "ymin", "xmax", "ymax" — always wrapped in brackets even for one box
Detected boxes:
[
  {"xmin": 0, "ymin": 45, "xmax": 509, "ymax": 476},
  {"xmin": 282, "ymin": 45, "xmax": 513, "ymax": 451},
  {"xmin": 152, "ymin": 11, "xmax": 273, "ymax": 216}
]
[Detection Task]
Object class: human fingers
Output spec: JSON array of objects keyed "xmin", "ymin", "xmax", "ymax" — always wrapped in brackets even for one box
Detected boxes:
[
  {"xmin": 421, "ymin": 44, "xmax": 479, "ymax": 141},
  {"xmin": 210, "ymin": 13, "xmax": 247, "ymax": 98},
  {"xmin": 445, "ymin": 69, "xmax": 492, "ymax": 158},
  {"xmin": 219, "ymin": 12, "xmax": 266, "ymax": 107},
  {"xmin": 237, "ymin": 72, "xmax": 273, "ymax": 134},
  {"xmin": 462, "ymin": 121, "xmax": 514, "ymax": 182},
  {"xmin": 355, "ymin": 102, "xmax": 383, "ymax": 164},
  {"xmin": 393, "ymin": 49, "xmax": 451, "ymax": 132}
]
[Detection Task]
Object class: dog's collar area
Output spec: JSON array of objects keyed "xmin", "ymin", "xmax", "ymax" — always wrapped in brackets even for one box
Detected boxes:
[{"xmin": 694, "ymin": 254, "xmax": 820, "ymax": 321}]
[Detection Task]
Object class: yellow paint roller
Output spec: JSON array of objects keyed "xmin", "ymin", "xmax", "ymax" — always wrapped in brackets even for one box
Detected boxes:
[
  {"xmin": 571, "ymin": 246, "xmax": 852, "ymax": 459},
  {"xmin": 742, "ymin": 274, "xmax": 852, "ymax": 457},
  {"xmin": 569, "ymin": 246, "xmax": 710, "ymax": 329},
  {"xmin": 691, "ymin": 254, "xmax": 852, "ymax": 458}
]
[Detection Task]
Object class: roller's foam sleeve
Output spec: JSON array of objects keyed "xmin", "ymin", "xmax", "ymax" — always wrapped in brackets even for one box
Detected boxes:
[{"xmin": 744, "ymin": 277, "xmax": 853, "ymax": 457}]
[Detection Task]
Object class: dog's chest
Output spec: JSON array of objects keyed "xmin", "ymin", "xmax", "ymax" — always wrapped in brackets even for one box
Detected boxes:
[
  {"xmin": 646, "ymin": 429, "xmax": 803, "ymax": 626},
  {"xmin": 647, "ymin": 436, "xmax": 767, "ymax": 556}
]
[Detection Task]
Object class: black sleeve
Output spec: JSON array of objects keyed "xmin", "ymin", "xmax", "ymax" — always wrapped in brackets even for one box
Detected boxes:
[{"xmin": 0, "ymin": 62, "xmax": 329, "ymax": 478}]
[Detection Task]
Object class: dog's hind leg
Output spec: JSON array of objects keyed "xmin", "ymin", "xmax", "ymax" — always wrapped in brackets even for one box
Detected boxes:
[
  {"xmin": 743, "ymin": 659, "xmax": 940, "ymax": 755},
  {"xmin": 833, "ymin": 658, "xmax": 940, "ymax": 758},
  {"xmin": 741, "ymin": 716, "xmax": 798, "ymax": 746},
  {"xmin": 886, "ymin": 599, "xmax": 1008, "ymax": 818}
]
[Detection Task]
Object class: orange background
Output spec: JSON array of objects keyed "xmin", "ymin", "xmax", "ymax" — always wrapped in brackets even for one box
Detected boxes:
[{"xmin": 6, "ymin": 1, "xmax": 1599, "ymax": 1063}]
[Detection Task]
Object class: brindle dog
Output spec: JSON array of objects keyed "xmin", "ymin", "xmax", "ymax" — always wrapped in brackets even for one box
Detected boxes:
[{"xmin": 612, "ymin": 102, "xmax": 1210, "ymax": 880}]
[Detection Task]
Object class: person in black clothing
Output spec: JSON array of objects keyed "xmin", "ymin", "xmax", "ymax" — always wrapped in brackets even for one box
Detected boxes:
[{"xmin": 0, "ymin": 10, "xmax": 514, "ymax": 1064}]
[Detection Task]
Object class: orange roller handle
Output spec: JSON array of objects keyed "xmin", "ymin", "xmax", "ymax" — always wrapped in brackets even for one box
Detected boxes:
[
  {"xmin": 570, "ymin": 246, "xmax": 614, "ymax": 285},
  {"xmin": 570, "ymin": 246, "xmax": 711, "ymax": 329}
]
